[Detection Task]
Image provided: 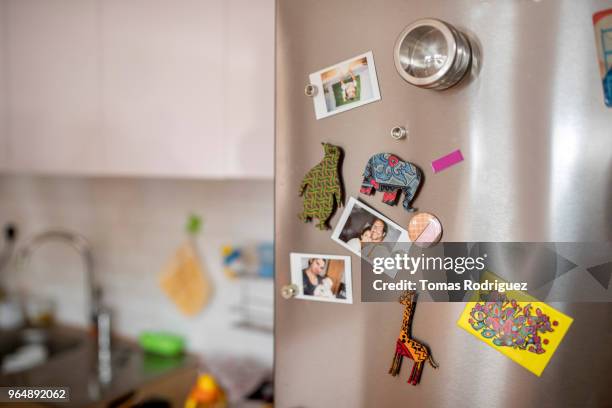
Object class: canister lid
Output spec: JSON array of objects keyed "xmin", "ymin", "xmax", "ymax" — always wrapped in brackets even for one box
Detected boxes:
[{"xmin": 394, "ymin": 18, "xmax": 472, "ymax": 90}]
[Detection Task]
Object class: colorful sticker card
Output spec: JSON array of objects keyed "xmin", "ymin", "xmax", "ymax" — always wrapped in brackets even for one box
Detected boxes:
[
  {"xmin": 457, "ymin": 271, "xmax": 573, "ymax": 377},
  {"xmin": 593, "ymin": 9, "xmax": 612, "ymax": 107}
]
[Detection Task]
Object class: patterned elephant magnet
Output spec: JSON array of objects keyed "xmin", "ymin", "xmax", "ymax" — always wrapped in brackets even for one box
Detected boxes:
[
  {"xmin": 298, "ymin": 143, "xmax": 344, "ymax": 230},
  {"xmin": 407, "ymin": 212, "xmax": 442, "ymax": 248},
  {"xmin": 360, "ymin": 153, "xmax": 422, "ymax": 212}
]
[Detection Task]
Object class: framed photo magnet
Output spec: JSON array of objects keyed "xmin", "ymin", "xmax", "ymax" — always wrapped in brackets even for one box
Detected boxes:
[
  {"xmin": 308, "ymin": 51, "xmax": 381, "ymax": 119},
  {"xmin": 289, "ymin": 253, "xmax": 353, "ymax": 304}
]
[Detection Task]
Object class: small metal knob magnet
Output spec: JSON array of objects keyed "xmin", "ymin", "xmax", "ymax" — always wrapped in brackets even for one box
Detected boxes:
[
  {"xmin": 304, "ymin": 84, "xmax": 318, "ymax": 97},
  {"xmin": 391, "ymin": 126, "xmax": 407, "ymax": 140},
  {"xmin": 281, "ymin": 284, "xmax": 298, "ymax": 299}
]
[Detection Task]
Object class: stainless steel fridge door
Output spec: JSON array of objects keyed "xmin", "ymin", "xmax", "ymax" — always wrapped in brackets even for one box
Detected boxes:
[{"xmin": 275, "ymin": 1, "xmax": 612, "ymax": 407}]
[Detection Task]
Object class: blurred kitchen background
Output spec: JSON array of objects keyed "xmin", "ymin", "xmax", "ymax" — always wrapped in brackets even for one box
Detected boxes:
[{"xmin": 0, "ymin": 1, "xmax": 274, "ymax": 407}]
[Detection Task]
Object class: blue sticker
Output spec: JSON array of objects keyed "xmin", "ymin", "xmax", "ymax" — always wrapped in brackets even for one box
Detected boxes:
[
  {"xmin": 594, "ymin": 10, "xmax": 612, "ymax": 107},
  {"xmin": 604, "ymin": 69, "xmax": 612, "ymax": 107}
]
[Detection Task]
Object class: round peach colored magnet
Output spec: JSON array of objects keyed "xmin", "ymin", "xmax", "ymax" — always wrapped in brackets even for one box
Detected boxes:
[{"xmin": 407, "ymin": 212, "xmax": 442, "ymax": 247}]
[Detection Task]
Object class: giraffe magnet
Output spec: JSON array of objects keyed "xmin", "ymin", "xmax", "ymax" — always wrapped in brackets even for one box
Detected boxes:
[
  {"xmin": 298, "ymin": 143, "xmax": 344, "ymax": 230},
  {"xmin": 389, "ymin": 291, "xmax": 438, "ymax": 385}
]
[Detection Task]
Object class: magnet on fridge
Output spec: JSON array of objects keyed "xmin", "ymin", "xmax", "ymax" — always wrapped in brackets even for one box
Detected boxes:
[
  {"xmin": 360, "ymin": 153, "xmax": 422, "ymax": 212},
  {"xmin": 389, "ymin": 291, "xmax": 438, "ymax": 385},
  {"xmin": 457, "ymin": 271, "xmax": 574, "ymax": 377},
  {"xmin": 298, "ymin": 143, "xmax": 344, "ymax": 230},
  {"xmin": 304, "ymin": 84, "xmax": 318, "ymax": 97},
  {"xmin": 431, "ymin": 149, "xmax": 464, "ymax": 173},
  {"xmin": 407, "ymin": 212, "xmax": 442, "ymax": 247},
  {"xmin": 390, "ymin": 126, "xmax": 407, "ymax": 140},
  {"xmin": 307, "ymin": 51, "xmax": 382, "ymax": 120},
  {"xmin": 394, "ymin": 19, "xmax": 472, "ymax": 90},
  {"xmin": 281, "ymin": 284, "xmax": 298, "ymax": 299},
  {"xmin": 288, "ymin": 253, "xmax": 353, "ymax": 304},
  {"xmin": 593, "ymin": 9, "xmax": 612, "ymax": 107}
]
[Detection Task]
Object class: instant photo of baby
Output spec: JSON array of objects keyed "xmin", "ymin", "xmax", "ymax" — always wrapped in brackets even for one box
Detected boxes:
[
  {"xmin": 289, "ymin": 253, "xmax": 352, "ymax": 304},
  {"xmin": 321, "ymin": 58, "xmax": 368, "ymax": 111},
  {"xmin": 308, "ymin": 51, "xmax": 381, "ymax": 119}
]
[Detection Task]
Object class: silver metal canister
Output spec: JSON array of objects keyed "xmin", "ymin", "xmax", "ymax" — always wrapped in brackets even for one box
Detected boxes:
[{"xmin": 394, "ymin": 18, "xmax": 472, "ymax": 90}]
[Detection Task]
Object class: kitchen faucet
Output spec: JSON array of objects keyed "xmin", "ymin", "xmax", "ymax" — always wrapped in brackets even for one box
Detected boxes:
[
  {"xmin": 17, "ymin": 230, "xmax": 102, "ymax": 331},
  {"xmin": 17, "ymin": 230, "xmax": 113, "ymax": 384}
]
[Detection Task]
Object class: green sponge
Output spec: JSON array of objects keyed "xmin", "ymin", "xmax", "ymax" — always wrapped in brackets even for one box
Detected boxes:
[{"xmin": 138, "ymin": 331, "xmax": 185, "ymax": 357}]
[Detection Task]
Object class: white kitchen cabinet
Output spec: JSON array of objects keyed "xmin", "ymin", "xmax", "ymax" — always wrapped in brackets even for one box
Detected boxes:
[
  {"xmin": 225, "ymin": 0, "xmax": 274, "ymax": 178},
  {"xmin": 0, "ymin": 1, "xmax": 6, "ymax": 171},
  {"xmin": 1, "ymin": 0, "xmax": 274, "ymax": 179},
  {"xmin": 100, "ymin": 0, "xmax": 228, "ymax": 178},
  {"xmin": 4, "ymin": 0, "xmax": 102, "ymax": 174}
]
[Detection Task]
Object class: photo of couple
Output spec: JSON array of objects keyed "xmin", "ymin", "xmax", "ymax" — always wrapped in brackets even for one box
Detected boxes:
[
  {"xmin": 344, "ymin": 217, "xmax": 388, "ymax": 253},
  {"xmin": 332, "ymin": 197, "xmax": 407, "ymax": 261}
]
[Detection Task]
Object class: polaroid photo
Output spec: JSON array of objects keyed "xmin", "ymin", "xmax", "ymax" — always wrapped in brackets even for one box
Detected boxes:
[
  {"xmin": 289, "ymin": 253, "xmax": 353, "ymax": 304},
  {"xmin": 309, "ymin": 51, "xmax": 381, "ymax": 120},
  {"xmin": 332, "ymin": 197, "xmax": 408, "ymax": 266}
]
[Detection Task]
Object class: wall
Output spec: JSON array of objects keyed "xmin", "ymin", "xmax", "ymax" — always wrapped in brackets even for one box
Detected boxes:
[
  {"xmin": 0, "ymin": 175, "xmax": 273, "ymax": 365},
  {"xmin": 0, "ymin": 1, "xmax": 6, "ymax": 170}
]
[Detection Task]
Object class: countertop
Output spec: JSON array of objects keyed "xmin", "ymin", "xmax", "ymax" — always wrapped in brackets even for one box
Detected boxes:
[{"xmin": 0, "ymin": 325, "xmax": 199, "ymax": 407}]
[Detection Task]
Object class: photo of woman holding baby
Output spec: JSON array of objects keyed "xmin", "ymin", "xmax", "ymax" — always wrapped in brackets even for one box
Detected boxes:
[
  {"xmin": 301, "ymin": 257, "xmax": 346, "ymax": 300},
  {"xmin": 302, "ymin": 258, "xmax": 325, "ymax": 296},
  {"xmin": 290, "ymin": 253, "xmax": 353, "ymax": 304}
]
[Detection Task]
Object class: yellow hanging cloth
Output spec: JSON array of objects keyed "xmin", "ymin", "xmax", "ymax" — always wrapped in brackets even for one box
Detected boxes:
[
  {"xmin": 160, "ymin": 215, "xmax": 212, "ymax": 316},
  {"xmin": 160, "ymin": 241, "xmax": 212, "ymax": 316}
]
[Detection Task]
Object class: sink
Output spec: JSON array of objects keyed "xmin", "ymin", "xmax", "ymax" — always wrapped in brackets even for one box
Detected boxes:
[
  {"xmin": 0, "ymin": 324, "xmax": 199, "ymax": 407},
  {"xmin": 0, "ymin": 327, "xmax": 83, "ymax": 374}
]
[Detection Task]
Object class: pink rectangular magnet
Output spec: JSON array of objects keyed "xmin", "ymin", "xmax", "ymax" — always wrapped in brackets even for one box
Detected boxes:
[{"xmin": 431, "ymin": 149, "xmax": 464, "ymax": 173}]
